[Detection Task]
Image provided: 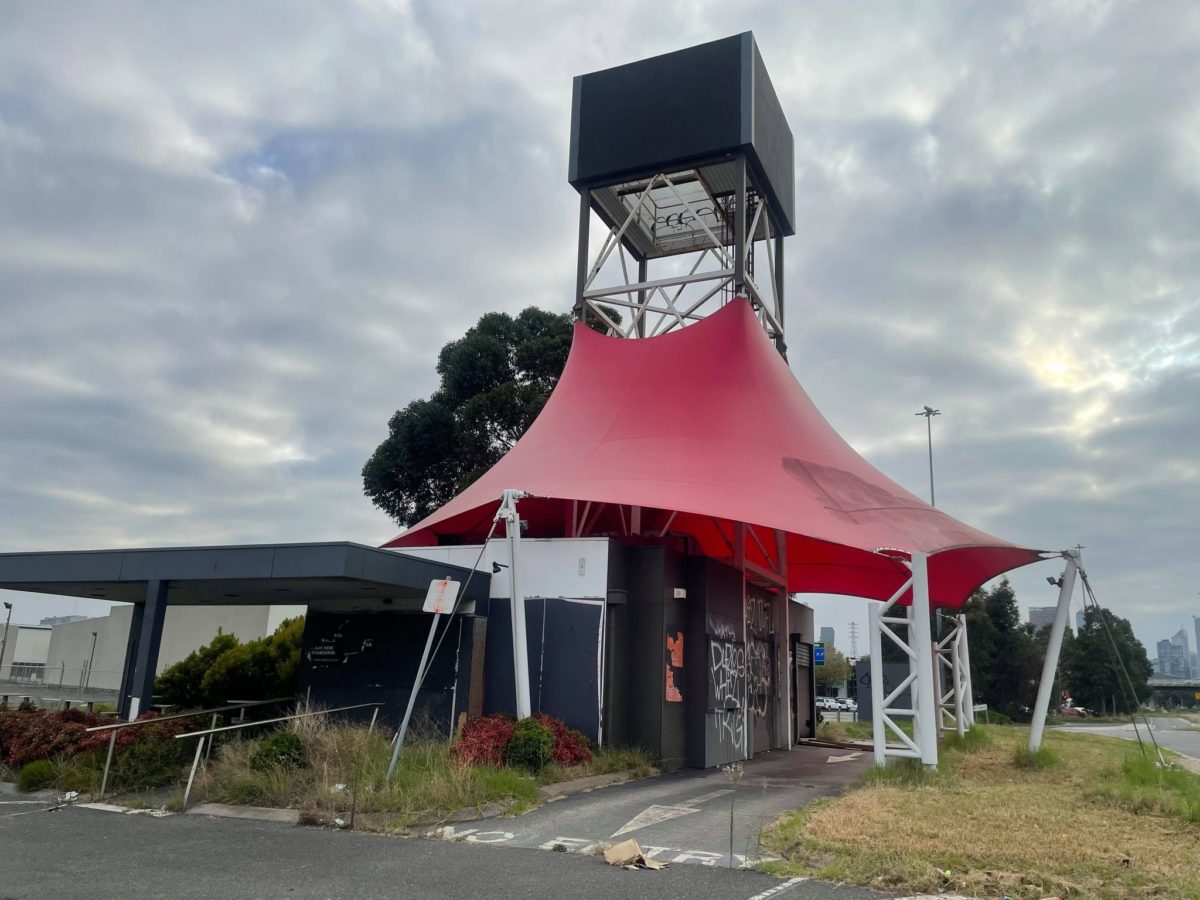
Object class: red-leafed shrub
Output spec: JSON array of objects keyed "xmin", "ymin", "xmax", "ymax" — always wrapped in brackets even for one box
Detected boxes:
[
  {"xmin": 0, "ymin": 708, "xmax": 191, "ymax": 769},
  {"xmin": 534, "ymin": 714, "xmax": 592, "ymax": 766},
  {"xmin": 451, "ymin": 713, "xmax": 592, "ymax": 768},
  {"xmin": 451, "ymin": 714, "xmax": 516, "ymax": 766}
]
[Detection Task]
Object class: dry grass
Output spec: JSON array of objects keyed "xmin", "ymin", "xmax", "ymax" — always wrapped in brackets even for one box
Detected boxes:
[
  {"xmin": 190, "ymin": 713, "xmax": 653, "ymax": 833},
  {"xmin": 761, "ymin": 726, "xmax": 1200, "ymax": 899},
  {"xmin": 192, "ymin": 714, "xmax": 539, "ymax": 831}
]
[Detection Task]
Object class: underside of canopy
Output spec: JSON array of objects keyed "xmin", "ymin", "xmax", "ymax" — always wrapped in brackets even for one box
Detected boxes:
[{"xmin": 385, "ymin": 299, "xmax": 1045, "ymax": 608}]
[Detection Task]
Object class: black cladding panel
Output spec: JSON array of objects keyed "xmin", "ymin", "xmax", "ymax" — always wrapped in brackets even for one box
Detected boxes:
[
  {"xmin": 571, "ymin": 35, "xmax": 745, "ymax": 186},
  {"xmin": 569, "ymin": 32, "xmax": 795, "ymax": 235}
]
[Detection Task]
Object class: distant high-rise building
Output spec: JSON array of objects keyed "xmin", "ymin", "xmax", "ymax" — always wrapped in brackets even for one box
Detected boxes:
[
  {"xmin": 1028, "ymin": 607, "xmax": 1057, "ymax": 632},
  {"xmin": 1194, "ymin": 616, "xmax": 1200, "ymax": 672},
  {"xmin": 819, "ymin": 626, "xmax": 835, "ymax": 651},
  {"xmin": 1156, "ymin": 634, "xmax": 1192, "ymax": 678},
  {"xmin": 1172, "ymin": 628, "xmax": 1192, "ymax": 678}
]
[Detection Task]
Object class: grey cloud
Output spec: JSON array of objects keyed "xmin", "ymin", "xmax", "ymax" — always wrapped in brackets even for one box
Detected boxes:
[{"xmin": 0, "ymin": 1, "xmax": 1197, "ymax": 653}]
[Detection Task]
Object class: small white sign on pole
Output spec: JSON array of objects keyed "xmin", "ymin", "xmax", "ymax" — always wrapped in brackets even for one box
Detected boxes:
[{"xmin": 423, "ymin": 579, "xmax": 460, "ymax": 615}]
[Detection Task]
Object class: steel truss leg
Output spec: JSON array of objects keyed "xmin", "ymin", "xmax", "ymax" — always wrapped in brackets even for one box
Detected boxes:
[
  {"xmin": 959, "ymin": 614, "xmax": 975, "ymax": 727},
  {"xmin": 1028, "ymin": 551, "xmax": 1080, "ymax": 753},
  {"xmin": 868, "ymin": 553, "xmax": 939, "ymax": 768}
]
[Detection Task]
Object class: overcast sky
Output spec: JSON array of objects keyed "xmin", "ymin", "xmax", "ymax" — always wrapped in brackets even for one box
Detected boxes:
[{"xmin": 2, "ymin": 2, "xmax": 1197, "ymax": 654}]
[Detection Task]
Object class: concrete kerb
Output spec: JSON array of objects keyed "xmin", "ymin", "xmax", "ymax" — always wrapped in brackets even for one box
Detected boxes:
[{"xmin": 178, "ymin": 768, "xmax": 646, "ymax": 829}]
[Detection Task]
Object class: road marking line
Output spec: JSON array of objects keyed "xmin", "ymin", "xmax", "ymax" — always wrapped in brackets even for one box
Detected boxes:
[
  {"xmin": 681, "ymin": 788, "xmax": 734, "ymax": 805},
  {"xmin": 746, "ymin": 875, "xmax": 808, "ymax": 900}
]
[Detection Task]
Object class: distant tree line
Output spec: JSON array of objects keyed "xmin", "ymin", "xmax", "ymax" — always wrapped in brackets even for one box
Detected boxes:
[{"xmin": 961, "ymin": 579, "xmax": 1152, "ymax": 719}]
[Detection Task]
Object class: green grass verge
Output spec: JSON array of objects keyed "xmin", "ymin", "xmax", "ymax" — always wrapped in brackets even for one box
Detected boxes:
[{"xmin": 761, "ymin": 726, "xmax": 1200, "ymax": 899}]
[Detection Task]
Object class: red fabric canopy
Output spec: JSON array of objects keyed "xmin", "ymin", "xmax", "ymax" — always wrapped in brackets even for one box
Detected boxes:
[{"xmin": 385, "ymin": 299, "xmax": 1045, "ymax": 607}]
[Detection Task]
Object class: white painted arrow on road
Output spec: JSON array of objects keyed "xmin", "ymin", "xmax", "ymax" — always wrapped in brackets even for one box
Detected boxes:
[
  {"xmin": 610, "ymin": 788, "xmax": 734, "ymax": 837},
  {"xmin": 612, "ymin": 804, "xmax": 701, "ymax": 836},
  {"xmin": 826, "ymin": 751, "xmax": 862, "ymax": 763}
]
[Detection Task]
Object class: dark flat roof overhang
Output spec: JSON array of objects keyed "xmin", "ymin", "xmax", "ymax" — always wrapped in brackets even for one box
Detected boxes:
[{"xmin": 0, "ymin": 542, "xmax": 489, "ymax": 607}]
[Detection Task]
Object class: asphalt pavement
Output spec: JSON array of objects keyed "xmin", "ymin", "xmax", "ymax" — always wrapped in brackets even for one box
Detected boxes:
[
  {"xmin": 428, "ymin": 744, "xmax": 873, "ymax": 869},
  {"xmin": 0, "ymin": 802, "xmax": 903, "ymax": 900},
  {"xmin": 1053, "ymin": 716, "xmax": 1200, "ymax": 765}
]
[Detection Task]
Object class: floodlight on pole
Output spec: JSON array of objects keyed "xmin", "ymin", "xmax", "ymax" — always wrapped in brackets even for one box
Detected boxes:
[{"xmin": 915, "ymin": 406, "xmax": 941, "ymax": 507}]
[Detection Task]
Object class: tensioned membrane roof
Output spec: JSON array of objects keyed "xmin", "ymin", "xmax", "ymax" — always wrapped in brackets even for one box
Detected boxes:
[{"xmin": 386, "ymin": 299, "xmax": 1047, "ymax": 608}]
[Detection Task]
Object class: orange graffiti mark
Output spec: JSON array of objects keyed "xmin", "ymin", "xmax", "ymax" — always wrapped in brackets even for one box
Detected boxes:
[
  {"xmin": 665, "ymin": 664, "xmax": 683, "ymax": 702},
  {"xmin": 667, "ymin": 631, "xmax": 684, "ymax": 667}
]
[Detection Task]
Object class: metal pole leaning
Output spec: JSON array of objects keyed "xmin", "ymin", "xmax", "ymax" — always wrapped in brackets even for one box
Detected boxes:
[
  {"xmin": 1029, "ymin": 551, "xmax": 1080, "ymax": 753},
  {"xmin": 99, "ymin": 729, "xmax": 117, "ymax": 797},
  {"xmin": 182, "ymin": 737, "xmax": 205, "ymax": 809},
  {"xmin": 910, "ymin": 552, "xmax": 939, "ymax": 768},
  {"xmin": 387, "ymin": 612, "xmax": 441, "ymax": 782}
]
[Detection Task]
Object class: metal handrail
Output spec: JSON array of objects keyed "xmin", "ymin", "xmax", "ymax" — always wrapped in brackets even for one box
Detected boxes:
[
  {"xmin": 87, "ymin": 697, "xmax": 294, "ymax": 797},
  {"xmin": 174, "ymin": 702, "xmax": 385, "ymax": 809},
  {"xmin": 84, "ymin": 697, "xmax": 293, "ymax": 733}
]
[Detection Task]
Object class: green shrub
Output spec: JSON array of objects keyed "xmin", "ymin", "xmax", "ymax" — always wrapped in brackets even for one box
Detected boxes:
[
  {"xmin": 251, "ymin": 730, "xmax": 305, "ymax": 773},
  {"xmin": 504, "ymin": 717, "xmax": 554, "ymax": 772},
  {"xmin": 155, "ymin": 616, "xmax": 304, "ymax": 709},
  {"xmin": 984, "ymin": 709, "xmax": 1012, "ymax": 725},
  {"xmin": 1013, "ymin": 745, "xmax": 1059, "ymax": 769},
  {"xmin": 17, "ymin": 759, "xmax": 57, "ymax": 792},
  {"xmin": 109, "ymin": 736, "xmax": 192, "ymax": 790}
]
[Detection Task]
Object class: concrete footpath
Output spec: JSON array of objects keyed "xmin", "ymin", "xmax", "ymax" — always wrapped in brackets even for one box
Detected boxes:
[{"xmin": 428, "ymin": 744, "xmax": 872, "ymax": 868}]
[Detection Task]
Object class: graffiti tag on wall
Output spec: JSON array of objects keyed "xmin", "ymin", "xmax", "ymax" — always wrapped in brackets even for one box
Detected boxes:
[
  {"xmin": 708, "ymin": 638, "xmax": 747, "ymax": 758},
  {"xmin": 665, "ymin": 632, "xmax": 684, "ymax": 703}
]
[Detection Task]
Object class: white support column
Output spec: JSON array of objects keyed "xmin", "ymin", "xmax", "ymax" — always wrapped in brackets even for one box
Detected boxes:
[
  {"xmin": 910, "ymin": 552, "xmax": 939, "ymax": 767},
  {"xmin": 868, "ymin": 601, "xmax": 887, "ymax": 766},
  {"xmin": 495, "ymin": 489, "xmax": 532, "ymax": 719},
  {"xmin": 1028, "ymin": 550, "xmax": 1080, "ymax": 753},
  {"xmin": 950, "ymin": 624, "xmax": 965, "ymax": 737},
  {"xmin": 958, "ymin": 613, "xmax": 975, "ymax": 727}
]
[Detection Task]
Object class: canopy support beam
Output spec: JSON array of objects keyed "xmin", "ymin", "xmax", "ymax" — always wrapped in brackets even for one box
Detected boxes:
[
  {"xmin": 495, "ymin": 489, "xmax": 532, "ymax": 719},
  {"xmin": 1028, "ymin": 550, "xmax": 1080, "ymax": 753}
]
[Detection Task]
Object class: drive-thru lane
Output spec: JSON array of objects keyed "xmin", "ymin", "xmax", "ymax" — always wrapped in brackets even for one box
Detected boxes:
[{"xmin": 428, "ymin": 744, "xmax": 872, "ymax": 869}]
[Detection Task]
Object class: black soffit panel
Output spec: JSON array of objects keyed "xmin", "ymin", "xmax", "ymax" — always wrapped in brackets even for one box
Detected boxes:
[{"xmin": 0, "ymin": 542, "xmax": 489, "ymax": 607}]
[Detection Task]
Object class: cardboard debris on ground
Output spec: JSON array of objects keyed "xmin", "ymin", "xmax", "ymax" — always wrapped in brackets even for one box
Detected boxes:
[{"xmin": 603, "ymin": 839, "xmax": 668, "ymax": 870}]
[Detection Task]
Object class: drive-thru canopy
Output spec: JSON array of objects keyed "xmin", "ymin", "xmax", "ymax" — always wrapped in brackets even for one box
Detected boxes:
[{"xmin": 387, "ymin": 298, "xmax": 1046, "ymax": 607}]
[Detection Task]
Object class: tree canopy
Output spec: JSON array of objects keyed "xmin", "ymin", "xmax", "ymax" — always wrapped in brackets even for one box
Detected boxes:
[
  {"xmin": 1061, "ymin": 605, "xmax": 1152, "ymax": 713},
  {"xmin": 363, "ymin": 306, "xmax": 616, "ymax": 527},
  {"xmin": 816, "ymin": 646, "xmax": 852, "ymax": 691},
  {"xmin": 155, "ymin": 617, "xmax": 305, "ymax": 709},
  {"xmin": 960, "ymin": 579, "xmax": 1151, "ymax": 719}
]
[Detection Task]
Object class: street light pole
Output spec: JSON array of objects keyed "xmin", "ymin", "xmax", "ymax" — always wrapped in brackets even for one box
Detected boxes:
[
  {"xmin": 0, "ymin": 602, "xmax": 12, "ymax": 681},
  {"xmin": 915, "ymin": 406, "xmax": 941, "ymax": 506},
  {"xmin": 83, "ymin": 631, "xmax": 98, "ymax": 694}
]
